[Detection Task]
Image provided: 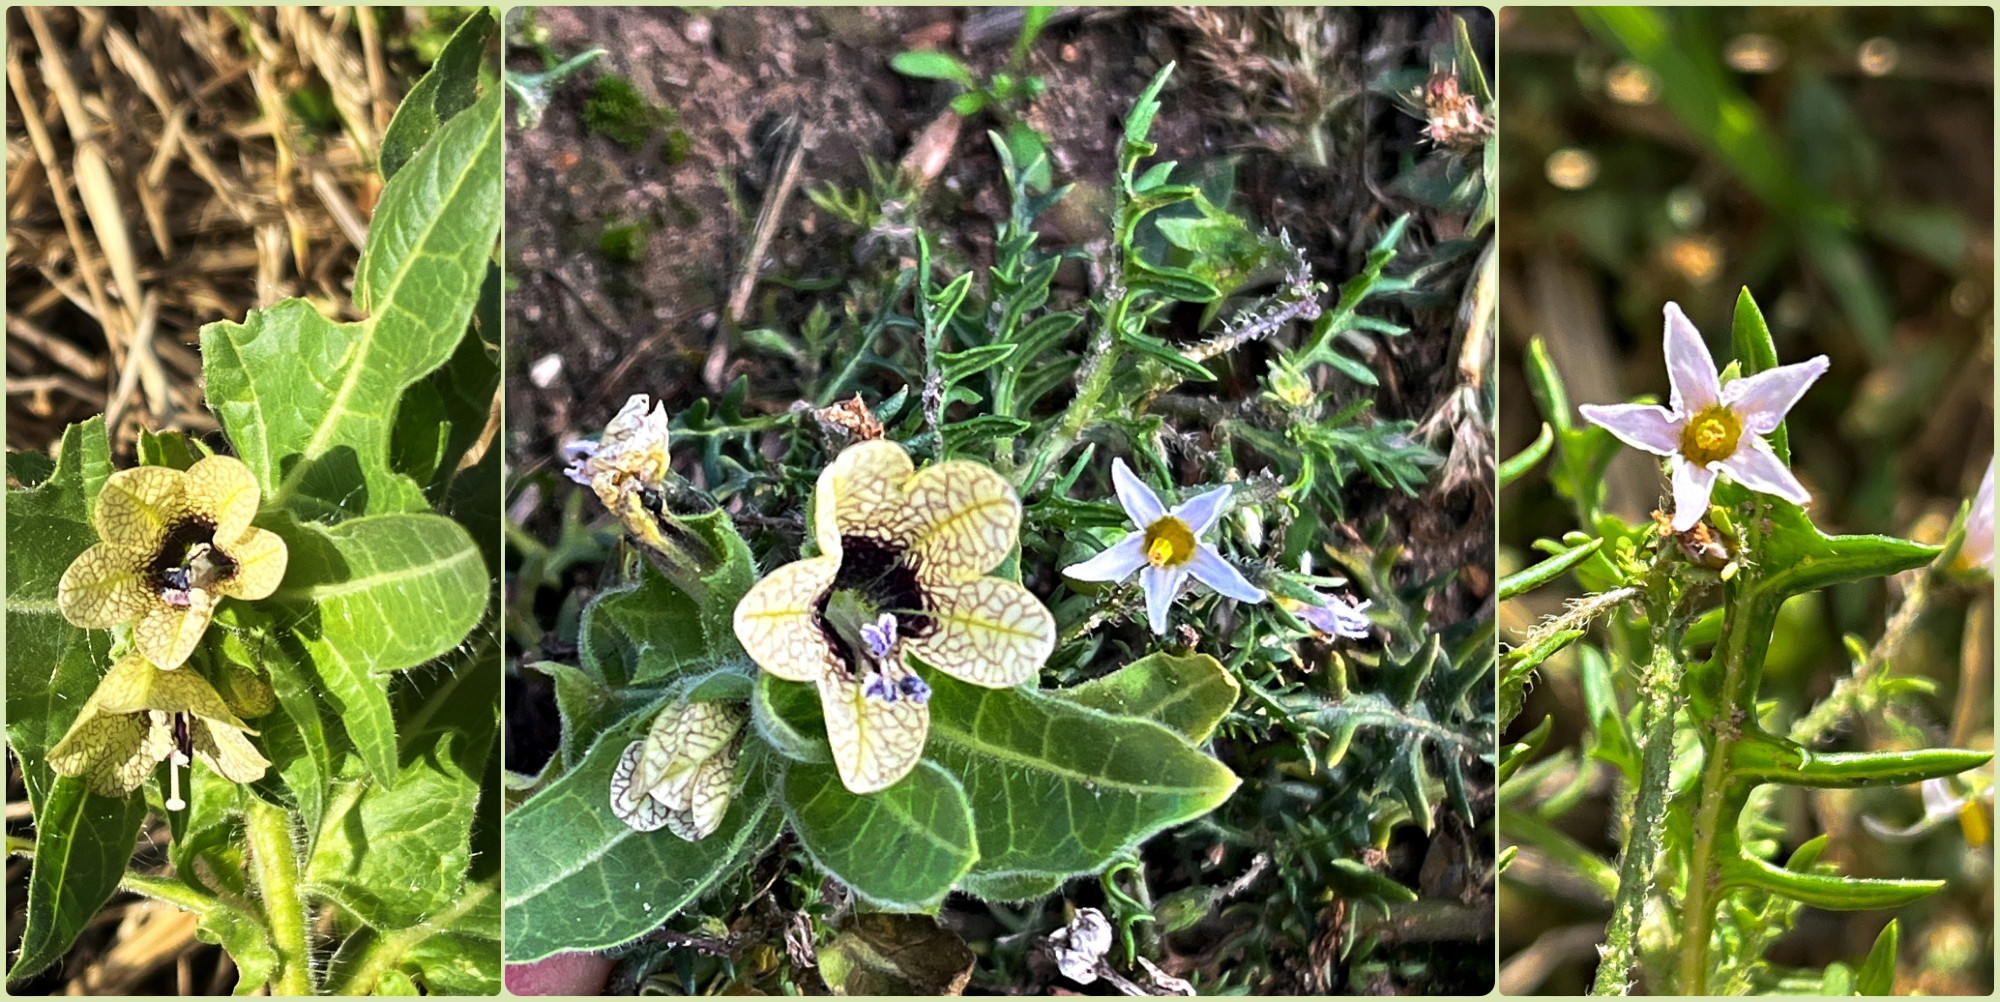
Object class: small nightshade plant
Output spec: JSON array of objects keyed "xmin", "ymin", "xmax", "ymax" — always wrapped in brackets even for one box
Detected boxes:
[
  {"xmin": 6, "ymin": 13, "xmax": 503, "ymax": 994},
  {"xmin": 1500, "ymin": 289, "xmax": 1993, "ymax": 995},
  {"xmin": 505, "ymin": 55, "xmax": 1495, "ymax": 994}
]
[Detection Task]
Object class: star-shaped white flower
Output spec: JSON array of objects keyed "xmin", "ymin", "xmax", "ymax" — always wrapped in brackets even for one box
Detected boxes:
[
  {"xmin": 1063, "ymin": 458, "xmax": 1267, "ymax": 634},
  {"xmin": 1580, "ymin": 302, "xmax": 1829, "ymax": 531}
]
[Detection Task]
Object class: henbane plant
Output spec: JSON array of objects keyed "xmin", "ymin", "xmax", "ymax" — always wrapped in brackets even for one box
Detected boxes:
[
  {"xmin": 6, "ymin": 12, "xmax": 503, "ymax": 994},
  {"xmin": 1499, "ymin": 289, "xmax": 1992, "ymax": 994}
]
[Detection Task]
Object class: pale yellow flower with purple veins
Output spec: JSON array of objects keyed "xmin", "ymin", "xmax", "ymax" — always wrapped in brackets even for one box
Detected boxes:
[
  {"xmin": 609, "ymin": 700, "xmax": 747, "ymax": 841},
  {"xmin": 564, "ymin": 394, "xmax": 676, "ymax": 552},
  {"xmin": 1062, "ymin": 458, "xmax": 1267, "ymax": 635},
  {"xmin": 57, "ymin": 456, "xmax": 289, "ymax": 670},
  {"xmin": 1958, "ymin": 458, "xmax": 1993, "ymax": 574},
  {"xmin": 732, "ymin": 440, "xmax": 1056, "ymax": 794},
  {"xmin": 1579, "ymin": 302, "xmax": 1829, "ymax": 531},
  {"xmin": 47, "ymin": 651, "xmax": 270, "ymax": 805}
]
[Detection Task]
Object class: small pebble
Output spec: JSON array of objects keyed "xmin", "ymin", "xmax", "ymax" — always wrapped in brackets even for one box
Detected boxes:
[{"xmin": 529, "ymin": 353, "xmax": 564, "ymax": 388}]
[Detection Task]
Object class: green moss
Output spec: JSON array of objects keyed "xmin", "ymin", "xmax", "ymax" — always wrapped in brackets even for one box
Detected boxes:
[
  {"xmin": 663, "ymin": 128, "xmax": 693, "ymax": 166},
  {"xmin": 584, "ymin": 76, "xmax": 673, "ymax": 150},
  {"xmin": 597, "ymin": 220, "xmax": 651, "ymax": 264}
]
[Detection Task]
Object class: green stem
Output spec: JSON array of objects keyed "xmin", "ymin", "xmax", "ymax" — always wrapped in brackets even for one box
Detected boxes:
[
  {"xmin": 1676, "ymin": 504, "xmax": 1768, "ymax": 994},
  {"xmin": 1592, "ymin": 570, "xmax": 1683, "ymax": 995},
  {"xmin": 245, "ymin": 799, "xmax": 313, "ymax": 995},
  {"xmin": 1020, "ymin": 312, "xmax": 1122, "ymax": 494}
]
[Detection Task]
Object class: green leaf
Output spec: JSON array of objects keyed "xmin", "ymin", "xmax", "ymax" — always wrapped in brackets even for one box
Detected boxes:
[
  {"xmin": 1119, "ymin": 328, "xmax": 1214, "ymax": 381},
  {"xmin": 390, "ymin": 276, "xmax": 501, "ymax": 498},
  {"xmin": 1855, "ymin": 919, "xmax": 1899, "ymax": 995},
  {"xmin": 6, "ymin": 418, "xmax": 114, "ymax": 769},
  {"xmin": 1498, "ymin": 538, "xmax": 1602, "ymax": 601},
  {"xmin": 203, "ymin": 87, "xmax": 501, "ymax": 522},
  {"xmin": 753, "ymin": 673, "xmax": 831, "ymax": 764},
  {"xmin": 1752, "ymin": 498, "xmax": 1940, "ymax": 604},
  {"xmin": 305, "ymin": 729, "xmax": 483, "ymax": 930},
  {"xmin": 397, "ymin": 878, "xmax": 502, "ymax": 995},
  {"xmin": 1498, "ymin": 423, "xmax": 1553, "ymax": 490},
  {"xmin": 502, "ymin": 736, "xmax": 780, "ymax": 961},
  {"xmin": 582, "ymin": 560, "xmax": 708, "ymax": 689},
  {"xmin": 272, "ymin": 513, "xmax": 488, "ymax": 676},
  {"xmin": 9, "ymin": 777, "xmax": 149, "ymax": 981},
  {"xmin": 919, "ymin": 666, "xmax": 1240, "ymax": 900},
  {"xmin": 1057, "ymin": 651, "xmax": 1239, "ymax": 743},
  {"xmin": 784, "ymin": 760, "xmax": 977, "ymax": 911},
  {"xmin": 1729, "ymin": 737, "xmax": 1989, "ymax": 789},
  {"xmin": 290, "ymin": 626, "xmax": 398, "ymax": 787},
  {"xmin": 195, "ymin": 898, "xmax": 280, "ymax": 994},
  {"xmin": 1123, "ymin": 63, "xmax": 1176, "ymax": 145},
  {"xmin": 889, "ymin": 51, "xmax": 974, "ymax": 86},
  {"xmin": 379, "ymin": 9, "xmax": 494, "ymax": 181},
  {"xmin": 255, "ymin": 635, "xmax": 334, "ymax": 834},
  {"xmin": 1720, "ymin": 849, "xmax": 1944, "ymax": 911}
]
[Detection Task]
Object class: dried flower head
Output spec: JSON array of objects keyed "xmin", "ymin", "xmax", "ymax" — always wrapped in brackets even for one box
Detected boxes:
[
  {"xmin": 58, "ymin": 456, "xmax": 289, "ymax": 670},
  {"xmin": 565, "ymin": 394, "xmax": 677, "ymax": 553}
]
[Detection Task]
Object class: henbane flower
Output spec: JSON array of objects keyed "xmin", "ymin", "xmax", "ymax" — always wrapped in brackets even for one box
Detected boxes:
[
  {"xmin": 564, "ymin": 393, "xmax": 675, "ymax": 553},
  {"xmin": 610, "ymin": 699, "xmax": 747, "ymax": 841},
  {"xmin": 47, "ymin": 651, "xmax": 270, "ymax": 804},
  {"xmin": 1062, "ymin": 457, "xmax": 1267, "ymax": 634},
  {"xmin": 733, "ymin": 439, "xmax": 1056, "ymax": 794},
  {"xmin": 58, "ymin": 455, "xmax": 289, "ymax": 670},
  {"xmin": 1579, "ymin": 302, "xmax": 1828, "ymax": 532}
]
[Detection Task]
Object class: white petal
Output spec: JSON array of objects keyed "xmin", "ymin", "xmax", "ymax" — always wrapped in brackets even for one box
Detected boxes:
[
  {"xmin": 1063, "ymin": 533, "xmax": 1149, "ymax": 583},
  {"xmin": 1579, "ymin": 403, "xmax": 1684, "ymax": 457},
  {"xmin": 1663, "ymin": 302, "xmax": 1721, "ymax": 414},
  {"xmin": 1717, "ymin": 434, "xmax": 1811, "ymax": 506},
  {"xmin": 1670, "ymin": 457, "xmax": 1718, "ymax": 532},
  {"xmin": 1722, "ymin": 355, "xmax": 1829, "ymax": 434},
  {"xmin": 1110, "ymin": 457, "xmax": 1166, "ymax": 528},
  {"xmin": 1171, "ymin": 485, "xmax": 1234, "ymax": 538},
  {"xmin": 1185, "ymin": 545, "xmax": 1265, "ymax": 603},
  {"xmin": 1139, "ymin": 565, "xmax": 1186, "ymax": 635},
  {"xmin": 1966, "ymin": 459, "xmax": 1994, "ymax": 570},
  {"xmin": 1301, "ymin": 595, "xmax": 1372, "ymax": 638},
  {"xmin": 1921, "ymin": 777, "xmax": 1966, "ymax": 824}
]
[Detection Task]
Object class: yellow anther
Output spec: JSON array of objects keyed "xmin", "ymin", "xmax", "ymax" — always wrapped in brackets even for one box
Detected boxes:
[
  {"xmin": 1679, "ymin": 405, "xmax": 1743, "ymax": 466},
  {"xmin": 1143, "ymin": 517, "xmax": 1197, "ymax": 569}
]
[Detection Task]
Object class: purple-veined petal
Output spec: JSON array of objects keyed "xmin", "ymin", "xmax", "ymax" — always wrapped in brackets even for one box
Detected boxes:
[
  {"xmin": 1670, "ymin": 456, "xmax": 1718, "ymax": 532},
  {"xmin": 1663, "ymin": 302, "xmax": 1721, "ymax": 414},
  {"xmin": 1171, "ymin": 485, "xmax": 1234, "ymax": 538},
  {"xmin": 1185, "ymin": 544, "xmax": 1266, "ymax": 603},
  {"xmin": 1717, "ymin": 434, "xmax": 1811, "ymax": 506},
  {"xmin": 1722, "ymin": 355, "xmax": 1830, "ymax": 434},
  {"xmin": 1062, "ymin": 533, "xmax": 1148, "ymax": 583},
  {"xmin": 1139, "ymin": 565, "xmax": 1187, "ymax": 635},
  {"xmin": 1579, "ymin": 403, "xmax": 1684, "ymax": 457},
  {"xmin": 1110, "ymin": 457, "xmax": 1166, "ymax": 528}
]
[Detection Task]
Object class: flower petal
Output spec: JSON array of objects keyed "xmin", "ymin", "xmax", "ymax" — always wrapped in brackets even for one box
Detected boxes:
[
  {"xmin": 1140, "ymin": 565, "xmax": 1187, "ymax": 635},
  {"xmin": 187, "ymin": 455, "xmax": 262, "ymax": 544},
  {"xmin": 1663, "ymin": 302, "xmax": 1721, "ymax": 414},
  {"xmin": 907, "ymin": 577, "xmax": 1055, "ymax": 687},
  {"xmin": 134, "ymin": 589, "xmax": 218, "ymax": 671},
  {"xmin": 1722, "ymin": 355, "xmax": 1829, "ymax": 434},
  {"xmin": 193, "ymin": 719, "xmax": 271, "ymax": 784},
  {"xmin": 93, "ymin": 465, "xmax": 188, "ymax": 555},
  {"xmin": 48, "ymin": 709, "xmax": 170, "ymax": 798},
  {"xmin": 1717, "ymin": 433, "xmax": 1811, "ymax": 507},
  {"xmin": 1062, "ymin": 533, "xmax": 1148, "ymax": 583},
  {"xmin": 667, "ymin": 739, "xmax": 739, "ymax": 841},
  {"xmin": 1185, "ymin": 545, "xmax": 1266, "ymax": 604},
  {"xmin": 57, "ymin": 542, "xmax": 154, "ymax": 628},
  {"xmin": 817, "ymin": 673, "xmax": 928, "ymax": 794},
  {"xmin": 632, "ymin": 703, "xmax": 690, "ymax": 797},
  {"xmin": 1578, "ymin": 403, "xmax": 1684, "ymax": 457},
  {"xmin": 1669, "ymin": 457, "xmax": 1719, "ymax": 532},
  {"xmin": 219, "ymin": 526, "xmax": 288, "ymax": 601},
  {"xmin": 732, "ymin": 556, "xmax": 843, "ymax": 682},
  {"xmin": 652, "ymin": 702, "xmax": 746, "ymax": 808},
  {"xmin": 1300, "ymin": 594, "xmax": 1372, "ymax": 639},
  {"xmin": 1966, "ymin": 459, "xmax": 1994, "ymax": 571},
  {"xmin": 149, "ymin": 655, "xmax": 254, "ymax": 726},
  {"xmin": 1110, "ymin": 458, "xmax": 1168, "ymax": 527},
  {"xmin": 610, "ymin": 740, "xmax": 674, "ymax": 832},
  {"xmin": 902, "ymin": 460, "xmax": 1021, "ymax": 584},
  {"xmin": 1170, "ymin": 485, "xmax": 1234, "ymax": 538},
  {"xmin": 814, "ymin": 439, "xmax": 915, "ymax": 557}
]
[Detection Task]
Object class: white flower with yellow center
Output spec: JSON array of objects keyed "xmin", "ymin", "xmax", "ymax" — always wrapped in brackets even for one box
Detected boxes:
[
  {"xmin": 732, "ymin": 440, "xmax": 1056, "ymax": 794},
  {"xmin": 1062, "ymin": 458, "xmax": 1267, "ymax": 635},
  {"xmin": 1579, "ymin": 302, "xmax": 1828, "ymax": 532}
]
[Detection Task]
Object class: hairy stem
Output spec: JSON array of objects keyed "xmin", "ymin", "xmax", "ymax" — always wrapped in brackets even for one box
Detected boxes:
[
  {"xmin": 245, "ymin": 799, "xmax": 313, "ymax": 995},
  {"xmin": 1592, "ymin": 571, "xmax": 1682, "ymax": 995},
  {"xmin": 322, "ymin": 875, "xmax": 497, "ymax": 994}
]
